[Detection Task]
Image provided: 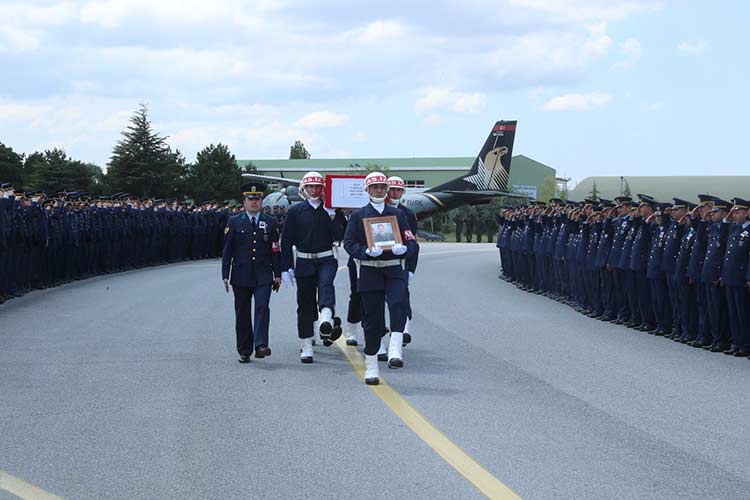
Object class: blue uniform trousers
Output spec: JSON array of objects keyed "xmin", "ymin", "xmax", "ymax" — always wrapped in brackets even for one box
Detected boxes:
[
  {"xmin": 360, "ymin": 277, "xmax": 409, "ymax": 356},
  {"xmin": 667, "ymin": 276, "xmax": 681, "ymax": 337},
  {"xmin": 635, "ymin": 271, "xmax": 655, "ymax": 328},
  {"xmin": 346, "ymin": 258, "xmax": 366, "ymax": 325},
  {"xmin": 295, "ymin": 258, "xmax": 338, "ymax": 339},
  {"xmin": 706, "ymin": 283, "xmax": 730, "ymax": 348},
  {"xmin": 650, "ymin": 276, "xmax": 672, "ymax": 332},
  {"xmin": 601, "ymin": 268, "xmax": 615, "ymax": 319},
  {"xmin": 725, "ymin": 286, "xmax": 750, "ymax": 351},
  {"xmin": 232, "ymin": 284, "xmax": 272, "ymax": 355},
  {"xmin": 612, "ymin": 268, "xmax": 630, "ymax": 321},
  {"xmin": 676, "ymin": 280, "xmax": 698, "ymax": 341},
  {"xmin": 696, "ymin": 282, "xmax": 712, "ymax": 345}
]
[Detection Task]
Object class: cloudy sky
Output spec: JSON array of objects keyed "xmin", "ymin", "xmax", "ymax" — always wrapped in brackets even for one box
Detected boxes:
[{"xmin": 1, "ymin": 0, "xmax": 747, "ymax": 184}]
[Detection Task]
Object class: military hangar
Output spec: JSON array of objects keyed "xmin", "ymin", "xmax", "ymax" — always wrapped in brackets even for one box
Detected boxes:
[
  {"xmin": 571, "ymin": 176, "xmax": 750, "ymax": 202},
  {"xmin": 237, "ymin": 155, "xmax": 556, "ymax": 198}
]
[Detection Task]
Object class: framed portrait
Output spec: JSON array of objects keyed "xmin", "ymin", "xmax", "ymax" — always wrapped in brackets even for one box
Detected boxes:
[{"xmin": 363, "ymin": 215, "xmax": 402, "ymax": 251}]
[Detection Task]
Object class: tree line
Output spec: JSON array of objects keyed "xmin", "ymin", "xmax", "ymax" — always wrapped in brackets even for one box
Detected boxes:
[{"xmin": 0, "ymin": 104, "xmax": 313, "ymax": 202}]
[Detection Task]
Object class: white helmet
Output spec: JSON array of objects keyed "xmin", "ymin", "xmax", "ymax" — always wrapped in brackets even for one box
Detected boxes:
[
  {"xmin": 387, "ymin": 176, "xmax": 406, "ymax": 206},
  {"xmin": 300, "ymin": 171, "xmax": 325, "ymax": 200},
  {"xmin": 363, "ymin": 172, "xmax": 389, "ymax": 203}
]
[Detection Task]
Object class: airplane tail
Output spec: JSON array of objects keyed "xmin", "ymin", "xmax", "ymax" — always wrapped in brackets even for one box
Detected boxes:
[{"xmin": 426, "ymin": 120, "xmax": 517, "ymax": 193}]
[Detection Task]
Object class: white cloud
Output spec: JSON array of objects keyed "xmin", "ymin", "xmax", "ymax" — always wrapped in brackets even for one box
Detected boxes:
[
  {"xmin": 349, "ymin": 19, "xmax": 407, "ymax": 43},
  {"xmin": 678, "ymin": 41, "xmax": 706, "ymax": 55},
  {"xmin": 486, "ymin": 23, "xmax": 612, "ymax": 84},
  {"xmin": 542, "ymin": 92, "xmax": 612, "ymax": 111},
  {"xmin": 295, "ymin": 111, "xmax": 350, "ymax": 128},
  {"xmin": 414, "ymin": 88, "xmax": 485, "ymax": 115},
  {"xmin": 614, "ymin": 37, "xmax": 642, "ymax": 68},
  {"xmin": 509, "ymin": 0, "xmax": 662, "ymax": 23}
]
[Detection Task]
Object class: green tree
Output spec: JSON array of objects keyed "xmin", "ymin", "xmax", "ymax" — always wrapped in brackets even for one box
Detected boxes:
[
  {"xmin": 27, "ymin": 149, "xmax": 104, "ymax": 194},
  {"xmin": 348, "ymin": 162, "xmax": 391, "ymax": 175},
  {"xmin": 537, "ymin": 175, "xmax": 559, "ymax": 203},
  {"xmin": 588, "ymin": 179, "xmax": 600, "ymax": 201},
  {"xmin": 108, "ymin": 104, "xmax": 187, "ymax": 197},
  {"xmin": 185, "ymin": 143, "xmax": 243, "ymax": 202},
  {"xmin": 22, "ymin": 152, "xmax": 46, "ymax": 191},
  {"xmin": 289, "ymin": 140, "xmax": 311, "ymax": 159},
  {"xmin": 243, "ymin": 161, "xmax": 258, "ymax": 173},
  {"xmin": 622, "ymin": 178, "xmax": 632, "ymax": 198},
  {"xmin": 0, "ymin": 142, "xmax": 25, "ymax": 189}
]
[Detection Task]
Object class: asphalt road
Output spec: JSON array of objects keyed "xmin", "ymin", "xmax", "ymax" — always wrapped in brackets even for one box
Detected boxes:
[{"xmin": 2, "ymin": 242, "xmax": 749, "ymax": 500}]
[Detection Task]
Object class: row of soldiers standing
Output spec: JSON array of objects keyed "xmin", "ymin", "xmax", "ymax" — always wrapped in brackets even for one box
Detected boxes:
[
  {"xmin": 452, "ymin": 213, "xmax": 496, "ymax": 243},
  {"xmin": 0, "ymin": 183, "xmax": 244, "ymax": 305},
  {"xmin": 496, "ymin": 194, "xmax": 750, "ymax": 357}
]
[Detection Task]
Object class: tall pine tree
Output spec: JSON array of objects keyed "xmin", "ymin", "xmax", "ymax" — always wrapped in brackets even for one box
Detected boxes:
[
  {"xmin": 0, "ymin": 142, "xmax": 24, "ymax": 189},
  {"xmin": 289, "ymin": 140, "xmax": 311, "ymax": 159},
  {"xmin": 186, "ymin": 143, "xmax": 243, "ymax": 202},
  {"xmin": 108, "ymin": 104, "xmax": 186, "ymax": 197}
]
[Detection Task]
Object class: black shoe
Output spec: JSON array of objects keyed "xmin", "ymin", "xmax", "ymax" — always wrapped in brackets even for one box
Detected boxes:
[
  {"xmin": 301, "ymin": 356, "xmax": 313, "ymax": 364},
  {"xmin": 365, "ymin": 376, "xmax": 379, "ymax": 385},
  {"xmin": 402, "ymin": 332, "xmax": 412, "ymax": 347},
  {"xmin": 388, "ymin": 358, "xmax": 403, "ymax": 369},
  {"xmin": 238, "ymin": 354, "xmax": 251, "ymax": 363},
  {"xmin": 255, "ymin": 345, "xmax": 271, "ymax": 358},
  {"xmin": 709, "ymin": 345, "xmax": 726, "ymax": 352},
  {"xmin": 733, "ymin": 351, "xmax": 750, "ymax": 357},
  {"xmin": 330, "ymin": 317, "xmax": 343, "ymax": 342},
  {"xmin": 377, "ymin": 353, "xmax": 388, "ymax": 362},
  {"xmin": 345, "ymin": 338, "xmax": 358, "ymax": 346},
  {"xmin": 322, "ymin": 339, "xmax": 334, "ymax": 347},
  {"xmin": 319, "ymin": 320, "xmax": 333, "ymax": 338}
]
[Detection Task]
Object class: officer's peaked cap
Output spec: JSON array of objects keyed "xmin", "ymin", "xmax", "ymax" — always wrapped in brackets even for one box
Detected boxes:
[{"xmin": 241, "ymin": 182, "xmax": 267, "ymax": 199}]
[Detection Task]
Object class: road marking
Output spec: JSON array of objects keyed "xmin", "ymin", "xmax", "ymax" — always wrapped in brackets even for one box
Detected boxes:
[
  {"xmin": 0, "ymin": 471, "xmax": 64, "ymax": 500},
  {"xmin": 334, "ymin": 339, "xmax": 522, "ymax": 500}
]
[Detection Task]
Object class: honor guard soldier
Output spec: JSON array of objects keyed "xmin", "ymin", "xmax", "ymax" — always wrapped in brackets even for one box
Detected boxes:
[
  {"xmin": 222, "ymin": 182, "xmax": 281, "ymax": 363},
  {"xmin": 384, "ymin": 176, "xmax": 419, "ymax": 348},
  {"xmin": 344, "ymin": 172, "xmax": 418, "ymax": 385},
  {"xmin": 280, "ymin": 171, "xmax": 346, "ymax": 363}
]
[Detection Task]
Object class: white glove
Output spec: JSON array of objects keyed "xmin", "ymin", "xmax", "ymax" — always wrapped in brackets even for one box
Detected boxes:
[
  {"xmin": 391, "ymin": 243, "xmax": 407, "ymax": 256},
  {"xmin": 282, "ymin": 269, "xmax": 296, "ymax": 287},
  {"xmin": 365, "ymin": 247, "xmax": 383, "ymax": 257},
  {"xmin": 408, "ymin": 271, "xmax": 414, "ymax": 284}
]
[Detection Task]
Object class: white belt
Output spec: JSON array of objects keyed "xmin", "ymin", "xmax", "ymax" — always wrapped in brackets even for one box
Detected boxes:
[
  {"xmin": 358, "ymin": 259, "xmax": 403, "ymax": 268},
  {"xmin": 296, "ymin": 250, "xmax": 334, "ymax": 259}
]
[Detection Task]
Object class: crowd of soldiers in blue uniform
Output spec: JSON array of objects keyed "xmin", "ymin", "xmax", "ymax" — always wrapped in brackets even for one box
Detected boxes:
[
  {"xmin": 496, "ymin": 194, "xmax": 750, "ymax": 358},
  {"xmin": 0, "ymin": 182, "xmax": 275, "ymax": 305}
]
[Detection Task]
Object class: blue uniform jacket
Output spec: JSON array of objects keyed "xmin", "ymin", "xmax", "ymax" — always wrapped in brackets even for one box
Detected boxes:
[
  {"xmin": 222, "ymin": 212, "xmax": 281, "ymax": 287},
  {"xmin": 721, "ymin": 222, "xmax": 750, "ymax": 287},
  {"xmin": 701, "ymin": 221, "xmax": 730, "ymax": 284},
  {"xmin": 661, "ymin": 218, "xmax": 682, "ymax": 276},
  {"xmin": 674, "ymin": 224, "xmax": 695, "ymax": 281},
  {"xmin": 395, "ymin": 202, "xmax": 420, "ymax": 273},
  {"xmin": 280, "ymin": 201, "xmax": 345, "ymax": 276},
  {"xmin": 343, "ymin": 203, "xmax": 418, "ymax": 292}
]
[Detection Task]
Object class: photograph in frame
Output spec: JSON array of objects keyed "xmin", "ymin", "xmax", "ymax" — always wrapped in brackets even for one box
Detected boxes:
[{"xmin": 363, "ymin": 215, "xmax": 402, "ymax": 251}]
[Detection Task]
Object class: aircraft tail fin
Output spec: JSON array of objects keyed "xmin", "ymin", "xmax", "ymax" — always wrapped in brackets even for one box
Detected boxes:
[{"xmin": 426, "ymin": 120, "xmax": 517, "ymax": 193}]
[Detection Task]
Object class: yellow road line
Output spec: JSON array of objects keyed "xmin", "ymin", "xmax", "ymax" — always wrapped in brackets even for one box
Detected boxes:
[
  {"xmin": 0, "ymin": 471, "xmax": 64, "ymax": 500},
  {"xmin": 334, "ymin": 339, "xmax": 522, "ymax": 500}
]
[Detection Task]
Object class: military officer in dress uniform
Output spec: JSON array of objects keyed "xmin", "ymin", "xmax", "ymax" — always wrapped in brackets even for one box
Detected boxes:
[
  {"xmin": 344, "ymin": 172, "xmax": 418, "ymax": 385},
  {"xmin": 701, "ymin": 197, "xmax": 732, "ymax": 352},
  {"xmin": 280, "ymin": 171, "xmax": 346, "ymax": 363},
  {"xmin": 720, "ymin": 198, "xmax": 750, "ymax": 356},
  {"xmin": 222, "ymin": 182, "xmax": 281, "ymax": 363}
]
